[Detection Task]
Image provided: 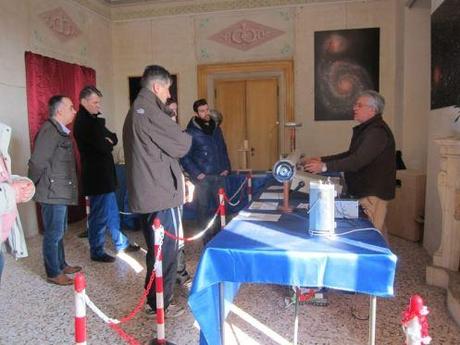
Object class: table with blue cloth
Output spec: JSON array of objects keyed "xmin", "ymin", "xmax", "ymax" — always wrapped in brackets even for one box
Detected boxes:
[
  {"xmin": 188, "ymin": 185, "xmax": 397, "ymax": 345},
  {"xmin": 114, "ymin": 164, "xmax": 271, "ymax": 227}
]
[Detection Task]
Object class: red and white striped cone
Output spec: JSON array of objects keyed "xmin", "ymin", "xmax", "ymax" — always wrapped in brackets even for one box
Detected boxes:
[
  {"xmin": 247, "ymin": 172, "xmax": 253, "ymax": 203},
  {"xmin": 219, "ymin": 188, "xmax": 226, "ymax": 228},
  {"xmin": 74, "ymin": 273, "xmax": 87, "ymax": 345},
  {"xmin": 150, "ymin": 218, "xmax": 176, "ymax": 345}
]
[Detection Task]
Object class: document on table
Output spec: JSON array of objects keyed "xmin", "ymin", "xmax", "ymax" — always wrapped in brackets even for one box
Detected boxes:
[
  {"xmin": 259, "ymin": 192, "xmax": 283, "ymax": 200},
  {"xmin": 236, "ymin": 211, "xmax": 281, "ymax": 222},
  {"xmin": 296, "ymin": 203, "xmax": 309, "ymax": 209},
  {"xmin": 266, "ymin": 185, "xmax": 283, "ymax": 191},
  {"xmin": 249, "ymin": 201, "xmax": 279, "ymax": 211}
]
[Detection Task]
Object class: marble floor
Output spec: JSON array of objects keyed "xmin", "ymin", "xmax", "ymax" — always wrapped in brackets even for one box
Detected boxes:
[{"xmin": 1, "ymin": 219, "xmax": 460, "ymax": 345}]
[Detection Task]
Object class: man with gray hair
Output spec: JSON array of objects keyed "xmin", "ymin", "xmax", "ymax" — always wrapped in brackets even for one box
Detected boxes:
[
  {"xmin": 303, "ymin": 90, "xmax": 395, "ymax": 240},
  {"xmin": 28, "ymin": 95, "xmax": 82, "ymax": 285},
  {"xmin": 123, "ymin": 65, "xmax": 192, "ymax": 317}
]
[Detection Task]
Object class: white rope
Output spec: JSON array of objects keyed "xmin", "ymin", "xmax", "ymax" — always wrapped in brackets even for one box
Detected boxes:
[
  {"xmin": 226, "ymin": 177, "xmax": 248, "ymax": 203},
  {"xmin": 83, "ymin": 293, "xmax": 120, "ymax": 324},
  {"xmin": 185, "ymin": 211, "xmax": 219, "ymax": 241}
]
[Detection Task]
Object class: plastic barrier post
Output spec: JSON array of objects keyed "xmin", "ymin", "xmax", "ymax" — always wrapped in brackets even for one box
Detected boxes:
[
  {"xmin": 247, "ymin": 173, "xmax": 253, "ymax": 203},
  {"xmin": 150, "ymin": 218, "xmax": 176, "ymax": 345},
  {"xmin": 75, "ymin": 273, "xmax": 87, "ymax": 345},
  {"xmin": 219, "ymin": 188, "xmax": 226, "ymax": 228}
]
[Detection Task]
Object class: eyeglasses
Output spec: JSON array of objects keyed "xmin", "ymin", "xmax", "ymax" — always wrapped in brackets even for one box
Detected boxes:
[{"xmin": 353, "ymin": 102, "xmax": 372, "ymax": 109}]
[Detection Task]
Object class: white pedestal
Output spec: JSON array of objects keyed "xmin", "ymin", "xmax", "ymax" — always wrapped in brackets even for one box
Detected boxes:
[{"xmin": 426, "ymin": 137, "xmax": 460, "ymax": 326}]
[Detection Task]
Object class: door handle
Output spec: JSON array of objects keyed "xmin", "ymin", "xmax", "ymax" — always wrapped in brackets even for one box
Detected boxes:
[{"xmin": 251, "ymin": 147, "xmax": 255, "ymax": 157}]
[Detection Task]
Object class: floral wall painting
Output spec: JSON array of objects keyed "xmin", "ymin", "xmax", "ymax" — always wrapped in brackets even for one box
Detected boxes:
[
  {"xmin": 431, "ymin": 0, "xmax": 460, "ymax": 110},
  {"xmin": 314, "ymin": 28, "xmax": 380, "ymax": 121}
]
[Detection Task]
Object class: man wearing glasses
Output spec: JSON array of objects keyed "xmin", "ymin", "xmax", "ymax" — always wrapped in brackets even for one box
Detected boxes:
[{"xmin": 303, "ymin": 90, "xmax": 396, "ymax": 241}]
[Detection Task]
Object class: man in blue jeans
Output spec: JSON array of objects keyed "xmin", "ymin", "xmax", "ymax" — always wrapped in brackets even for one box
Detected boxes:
[
  {"xmin": 28, "ymin": 95, "xmax": 82, "ymax": 286},
  {"xmin": 74, "ymin": 86, "xmax": 139, "ymax": 263}
]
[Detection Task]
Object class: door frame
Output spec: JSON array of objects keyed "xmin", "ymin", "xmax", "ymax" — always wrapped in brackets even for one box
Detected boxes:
[{"xmin": 197, "ymin": 60, "xmax": 294, "ymax": 155}]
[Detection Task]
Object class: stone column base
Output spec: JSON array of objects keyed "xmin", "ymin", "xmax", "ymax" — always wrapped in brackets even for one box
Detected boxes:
[{"xmin": 427, "ymin": 265, "xmax": 460, "ymax": 326}]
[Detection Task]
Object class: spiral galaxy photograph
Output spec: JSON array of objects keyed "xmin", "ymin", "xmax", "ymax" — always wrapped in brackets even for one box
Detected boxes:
[{"xmin": 314, "ymin": 28, "xmax": 380, "ymax": 121}]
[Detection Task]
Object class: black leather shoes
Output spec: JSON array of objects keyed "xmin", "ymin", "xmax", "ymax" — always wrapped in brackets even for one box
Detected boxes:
[
  {"xmin": 117, "ymin": 244, "xmax": 141, "ymax": 254},
  {"xmin": 91, "ymin": 253, "xmax": 116, "ymax": 263}
]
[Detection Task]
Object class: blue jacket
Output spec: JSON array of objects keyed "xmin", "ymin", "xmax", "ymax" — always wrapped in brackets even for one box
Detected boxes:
[{"xmin": 180, "ymin": 118, "xmax": 231, "ymax": 181}]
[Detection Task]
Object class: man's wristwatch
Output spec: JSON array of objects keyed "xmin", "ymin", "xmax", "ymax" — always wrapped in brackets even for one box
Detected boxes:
[{"xmin": 321, "ymin": 163, "xmax": 327, "ymax": 173}]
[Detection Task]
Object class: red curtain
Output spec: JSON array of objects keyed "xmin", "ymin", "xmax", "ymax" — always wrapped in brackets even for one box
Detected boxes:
[{"xmin": 25, "ymin": 52, "xmax": 96, "ymax": 225}]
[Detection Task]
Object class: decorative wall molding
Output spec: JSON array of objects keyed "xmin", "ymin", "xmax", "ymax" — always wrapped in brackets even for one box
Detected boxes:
[
  {"xmin": 109, "ymin": 0, "xmax": 369, "ymax": 21},
  {"xmin": 72, "ymin": 0, "xmax": 112, "ymax": 19},
  {"xmin": 39, "ymin": 7, "xmax": 81, "ymax": 41},
  {"xmin": 71, "ymin": 0, "xmax": 375, "ymax": 21},
  {"xmin": 209, "ymin": 20, "xmax": 285, "ymax": 51}
]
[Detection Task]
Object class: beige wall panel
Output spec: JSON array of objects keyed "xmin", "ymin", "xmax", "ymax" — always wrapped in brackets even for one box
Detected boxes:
[
  {"xmin": 0, "ymin": 0, "xmax": 113, "ymax": 236},
  {"xmin": 194, "ymin": 8, "xmax": 294, "ymax": 64}
]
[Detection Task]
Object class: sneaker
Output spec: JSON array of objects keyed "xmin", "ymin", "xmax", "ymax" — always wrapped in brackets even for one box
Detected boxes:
[
  {"xmin": 91, "ymin": 253, "xmax": 116, "ymax": 263},
  {"xmin": 145, "ymin": 303, "xmax": 185, "ymax": 319},
  {"xmin": 176, "ymin": 271, "xmax": 192, "ymax": 287}
]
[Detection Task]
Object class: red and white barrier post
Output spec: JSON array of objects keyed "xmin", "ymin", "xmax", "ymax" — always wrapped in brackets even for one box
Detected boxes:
[
  {"xmin": 247, "ymin": 172, "xmax": 253, "ymax": 203},
  {"xmin": 85, "ymin": 197, "xmax": 90, "ymax": 223},
  {"xmin": 74, "ymin": 273, "xmax": 87, "ymax": 345},
  {"xmin": 218, "ymin": 188, "xmax": 226, "ymax": 228},
  {"xmin": 150, "ymin": 219, "xmax": 176, "ymax": 345}
]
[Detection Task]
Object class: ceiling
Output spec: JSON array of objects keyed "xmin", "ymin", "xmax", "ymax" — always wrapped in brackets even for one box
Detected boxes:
[{"xmin": 102, "ymin": 0, "xmax": 187, "ymax": 4}]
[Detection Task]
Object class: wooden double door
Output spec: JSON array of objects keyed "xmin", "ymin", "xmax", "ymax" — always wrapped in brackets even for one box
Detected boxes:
[{"xmin": 215, "ymin": 78, "xmax": 279, "ymax": 171}]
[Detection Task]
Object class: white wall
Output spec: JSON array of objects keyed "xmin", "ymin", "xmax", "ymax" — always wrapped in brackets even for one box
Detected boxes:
[
  {"xmin": 0, "ymin": 0, "xmax": 434, "ymax": 245},
  {"xmin": 0, "ymin": 0, "xmax": 113, "ymax": 237},
  {"xmin": 112, "ymin": 1, "xmax": 404, "ymax": 159}
]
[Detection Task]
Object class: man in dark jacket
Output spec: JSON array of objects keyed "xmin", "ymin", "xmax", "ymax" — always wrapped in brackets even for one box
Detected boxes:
[
  {"xmin": 303, "ymin": 90, "xmax": 396, "ymax": 240},
  {"xmin": 123, "ymin": 65, "xmax": 192, "ymax": 318},
  {"xmin": 28, "ymin": 95, "xmax": 82, "ymax": 286},
  {"xmin": 74, "ymin": 86, "xmax": 139, "ymax": 263},
  {"xmin": 181, "ymin": 99, "xmax": 231, "ymax": 244}
]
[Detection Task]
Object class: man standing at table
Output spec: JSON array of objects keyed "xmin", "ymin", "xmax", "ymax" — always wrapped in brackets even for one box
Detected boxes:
[
  {"xmin": 123, "ymin": 65, "xmax": 192, "ymax": 317},
  {"xmin": 303, "ymin": 90, "xmax": 395, "ymax": 240},
  {"xmin": 74, "ymin": 86, "xmax": 139, "ymax": 263},
  {"xmin": 181, "ymin": 99, "xmax": 231, "ymax": 244}
]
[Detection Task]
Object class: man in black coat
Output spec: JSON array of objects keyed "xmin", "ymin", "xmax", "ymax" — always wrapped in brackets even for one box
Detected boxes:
[
  {"xmin": 303, "ymin": 90, "xmax": 396, "ymax": 240},
  {"xmin": 74, "ymin": 86, "xmax": 139, "ymax": 263}
]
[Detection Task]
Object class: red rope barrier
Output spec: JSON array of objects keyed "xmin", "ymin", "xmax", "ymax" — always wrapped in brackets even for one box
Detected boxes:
[{"xmin": 106, "ymin": 243, "xmax": 159, "ymax": 344}]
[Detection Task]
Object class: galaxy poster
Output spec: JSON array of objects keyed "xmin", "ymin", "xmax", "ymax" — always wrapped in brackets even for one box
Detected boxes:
[
  {"xmin": 314, "ymin": 28, "xmax": 380, "ymax": 121},
  {"xmin": 431, "ymin": 0, "xmax": 460, "ymax": 109}
]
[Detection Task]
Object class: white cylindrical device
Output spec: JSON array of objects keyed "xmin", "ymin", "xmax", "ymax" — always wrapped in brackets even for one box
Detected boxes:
[{"xmin": 309, "ymin": 180, "xmax": 335, "ymax": 236}]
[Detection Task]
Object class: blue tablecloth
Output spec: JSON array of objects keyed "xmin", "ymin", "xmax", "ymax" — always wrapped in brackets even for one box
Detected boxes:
[
  {"xmin": 115, "ymin": 164, "xmax": 271, "ymax": 226},
  {"xmin": 188, "ymin": 187, "xmax": 397, "ymax": 345}
]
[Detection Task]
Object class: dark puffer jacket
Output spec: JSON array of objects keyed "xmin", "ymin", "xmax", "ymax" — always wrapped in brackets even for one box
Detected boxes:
[
  {"xmin": 180, "ymin": 118, "xmax": 231, "ymax": 181},
  {"xmin": 28, "ymin": 119, "xmax": 78, "ymax": 205},
  {"xmin": 322, "ymin": 114, "xmax": 396, "ymax": 200}
]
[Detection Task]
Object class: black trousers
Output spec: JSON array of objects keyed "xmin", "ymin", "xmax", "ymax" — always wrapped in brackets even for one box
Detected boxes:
[{"xmin": 141, "ymin": 207, "xmax": 180, "ymax": 310}]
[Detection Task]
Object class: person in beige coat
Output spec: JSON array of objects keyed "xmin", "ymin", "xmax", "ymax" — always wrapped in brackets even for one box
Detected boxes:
[{"xmin": 123, "ymin": 65, "xmax": 192, "ymax": 317}]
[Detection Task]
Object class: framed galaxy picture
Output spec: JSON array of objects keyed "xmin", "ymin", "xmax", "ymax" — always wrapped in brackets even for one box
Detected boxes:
[
  {"xmin": 431, "ymin": 0, "xmax": 460, "ymax": 109},
  {"xmin": 314, "ymin": 28, "xmax": 380, "ymax": 121}
]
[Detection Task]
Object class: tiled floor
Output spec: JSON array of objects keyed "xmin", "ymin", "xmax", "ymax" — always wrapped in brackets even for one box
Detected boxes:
[{"xmin": 1, "ymin": 219, "xmax": 459, "ymax": 345}]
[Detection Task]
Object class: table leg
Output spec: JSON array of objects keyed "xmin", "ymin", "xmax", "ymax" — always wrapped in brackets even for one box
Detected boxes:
[
  {"xmin": 220, "ymin": 283, "xmax": 226, "ymax": 345},
  {"xmin": 293, "ymin": 289, "xmax": 299, "ymax": 345},
  {"xmin": 368, "ymin": 295, "xmax": 377, "ymax": 345}
]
